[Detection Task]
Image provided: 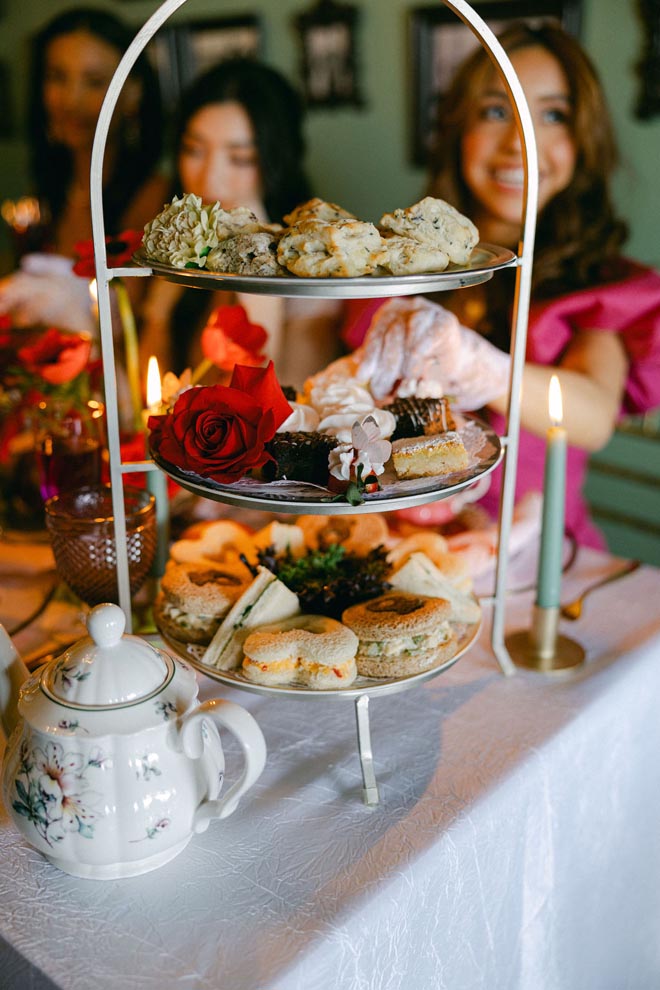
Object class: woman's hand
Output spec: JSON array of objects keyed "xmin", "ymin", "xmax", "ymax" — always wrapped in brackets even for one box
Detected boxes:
[{"xmin": 0, "ymin": 258, "xmax": 95, "ymax": 335}]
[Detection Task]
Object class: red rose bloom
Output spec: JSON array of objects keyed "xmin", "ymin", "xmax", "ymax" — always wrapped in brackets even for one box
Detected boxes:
[
  {"xmin": 17, "ymin": 328, "xmax": 92, "ymax": 386},
  {"xmin": 201, "ymin": 305, "xmax": 267, "ymax": 371},
  {"xmin": 148, "ymin": 361, "xmax": 292, "ymax": 484},
  {"xmin": 73, "ymin": 230, "xmax": 144, "ymax": 278}
]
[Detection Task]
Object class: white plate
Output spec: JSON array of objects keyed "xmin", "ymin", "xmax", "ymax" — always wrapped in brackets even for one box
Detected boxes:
[
  {"xmin": 133, "ymin": 243, "xmax": 517, "ymax": 298},
  {"xmin": 159, "ymin": 616, "xmax": 481, "ymax": 701}
]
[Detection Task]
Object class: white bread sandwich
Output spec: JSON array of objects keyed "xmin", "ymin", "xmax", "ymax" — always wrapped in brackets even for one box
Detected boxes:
[
  {"xmin": 389, "ymin": 552, "xmax": 481, "ymax": 624},
  {"xmin": 242, "ymin": 614, "xmax": 358, "ymax": 689},
  {"xmin": 342, "ymin": 590, "xmax": 457, "ymax": 678},
  {"xmin": 202, "ymin": 566, "xmax": 300, "ymax": 670}
]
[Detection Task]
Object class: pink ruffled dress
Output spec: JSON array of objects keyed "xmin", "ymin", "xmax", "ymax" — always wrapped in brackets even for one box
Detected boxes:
[{"xmin": 341, "ymin": 261, "xmax": 660, "ymax": 548}]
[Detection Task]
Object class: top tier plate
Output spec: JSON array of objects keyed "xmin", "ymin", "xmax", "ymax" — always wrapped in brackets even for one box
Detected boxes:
[{"xmin": 132, "ymin": 243, "xmax": 517, "ymax": 298}]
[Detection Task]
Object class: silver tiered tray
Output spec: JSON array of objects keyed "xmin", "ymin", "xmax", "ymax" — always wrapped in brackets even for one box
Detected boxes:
[
  {"xmin": 151, "ymin": 416, "xmax": 503, "ymax": 516},
  {"xmin": 132, "ymin": 243, "xmax": 517, "ymax": 297},
  {"xmin": 159, "ymin": 618, "xmax": 481, "ymax": 701}
]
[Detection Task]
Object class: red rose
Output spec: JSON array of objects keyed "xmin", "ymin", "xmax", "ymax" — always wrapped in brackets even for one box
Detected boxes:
[
  {"xmin": 201, "ymin": 305, "xmax": 267, "ymax": 371},
  {"xmin": 73, "ymin": 230, "xmax": 144, "ymax": 278},
  {"xmin": 148, "ymin": 361, "xmax": 292, "ymax": 484},
  {"xmin": 18, "ymin": 328, "xmax": 92, "ymax": 386}
]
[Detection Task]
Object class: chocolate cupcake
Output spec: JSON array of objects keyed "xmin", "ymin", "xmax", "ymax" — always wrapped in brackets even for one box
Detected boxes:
[
  {"xmin": 384, "ymin": 396, "xmax": 456, "ymax": 441},
  {"xmin": 264, "ymin": 431, "xmax": 338, "ymax": 485}
]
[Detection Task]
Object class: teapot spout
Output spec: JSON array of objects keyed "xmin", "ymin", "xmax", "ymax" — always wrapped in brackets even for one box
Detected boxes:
[{"xmin": 0, "ymin": 625, "xmax": 29, "ymax": 741}]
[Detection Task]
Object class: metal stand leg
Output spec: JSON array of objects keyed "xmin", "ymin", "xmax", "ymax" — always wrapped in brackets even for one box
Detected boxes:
[{"xmin": 355, "ymin": 694, "xmax": 379, "ymax": 806}]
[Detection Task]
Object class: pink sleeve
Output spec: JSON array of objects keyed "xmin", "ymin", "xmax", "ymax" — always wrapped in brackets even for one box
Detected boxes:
[{"xmin": 528, "ymin": 264, "xmax": 660, "ymax": 414}]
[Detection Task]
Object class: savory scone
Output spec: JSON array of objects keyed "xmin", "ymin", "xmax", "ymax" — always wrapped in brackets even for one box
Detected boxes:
[
  {"xmin": 376, "ymin": 234, "xmax": 450, "ymax": 276},
  {"xmin": 213, "ymin": 204, "xmax": 263, "ymax": 241},
  {"xmin": 277, "ymin": 218, "xmax": 382, "ymax": 278},
  {"xmin": 379, "ymin": 196, "xmax": 479, "ymax": 265},
  {"xmin": 206, "ymin": 231, "xmax": 287, "ymax": 276},
  {"xmin": 283, "ymin": 197, "xmax": 356, "ymax": 226}
]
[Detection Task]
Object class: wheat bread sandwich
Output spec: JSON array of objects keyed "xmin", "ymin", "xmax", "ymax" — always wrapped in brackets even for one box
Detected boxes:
[
  {"xmin": 202, "ymin": 566, "xmax": 300, "ymax": 670},
  {"xmin": 341, "ymin": 590, "xmax": 457, "ymax": 678}
]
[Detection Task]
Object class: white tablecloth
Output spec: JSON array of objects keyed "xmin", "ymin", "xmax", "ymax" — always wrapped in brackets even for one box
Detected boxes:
[{"xmin": 1, "ymin": 547, "xmax": 660, "ymax": 990}]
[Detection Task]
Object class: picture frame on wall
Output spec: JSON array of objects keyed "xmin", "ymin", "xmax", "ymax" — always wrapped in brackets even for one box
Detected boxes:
[
  {"xmin": 294, "ymin": 0, "xmax": 363, "ymax": 109},
  {"xmin": 149, "ymin": 16, "xmax": 262, "ymax": 110},
  {"xmin": 409, "ymin": 0, "xmax": 582, "ymax": 166}
]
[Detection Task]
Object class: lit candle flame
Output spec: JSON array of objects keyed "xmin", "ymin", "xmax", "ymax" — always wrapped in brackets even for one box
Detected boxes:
[
  {"xmin": 548, "ymin": 374, "xmax": 563, "ymax": 427},
  {"xmin": 146, "ymin": 355, "xmax": 162, "ymax": 412},
  {"xmin": 89, "ymin": 278, "xmax": 98, "ymax": 304}
]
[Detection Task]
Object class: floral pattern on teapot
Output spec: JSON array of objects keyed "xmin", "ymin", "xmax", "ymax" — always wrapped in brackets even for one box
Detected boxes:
[{"xmin": 12, "ymin": 739, "xmax": 108, "ymax": 847}]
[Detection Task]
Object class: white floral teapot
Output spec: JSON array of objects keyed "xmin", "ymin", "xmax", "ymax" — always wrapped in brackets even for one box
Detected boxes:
[{"xmin": 0, "ymin": 603, "xmax": 266, "ymax": 880}]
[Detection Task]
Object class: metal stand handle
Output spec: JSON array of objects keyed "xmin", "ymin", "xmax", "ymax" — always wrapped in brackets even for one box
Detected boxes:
[{"xmin": 355, "ymin": 694, "xmax": 379, "ymax": 806}]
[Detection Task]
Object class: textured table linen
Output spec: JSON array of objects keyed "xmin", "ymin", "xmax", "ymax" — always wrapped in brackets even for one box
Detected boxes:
[{"xmin": 1, "ymin": 548, "xmax": 659, "ymax": 990}]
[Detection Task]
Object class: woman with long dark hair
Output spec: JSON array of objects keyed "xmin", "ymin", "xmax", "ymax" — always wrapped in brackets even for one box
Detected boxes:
[
  {"xmin": 139, "ymin": 58, "xmax": 341, "ymax": 388},
  {"xmin": 0, "ymin": 7, "xmax": 168, "ymax": 330}
]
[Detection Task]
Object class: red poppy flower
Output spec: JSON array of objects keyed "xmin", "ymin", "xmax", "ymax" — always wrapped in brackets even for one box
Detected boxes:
[
  {"xmin": 200, "ymin": 305, "xmax": 267, "ymax": 372},
  {"xmin": 73, "ymin": 230, "xmax": 144, "ymax": 278},
  {"xmin": 148, "ymin": 361, "xmax": 292, "ymax": 484},
  {"xmin": 17, "ymin": 328, "xmax": 92, "ymax": 386}
]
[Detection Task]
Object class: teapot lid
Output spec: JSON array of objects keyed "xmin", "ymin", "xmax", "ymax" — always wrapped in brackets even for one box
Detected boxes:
[{"xmin": 43, "ymin": 604, "xmax": 170, "ymax": 708}]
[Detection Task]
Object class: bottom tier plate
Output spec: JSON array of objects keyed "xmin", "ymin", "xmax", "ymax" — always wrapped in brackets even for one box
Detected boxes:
[{"xmin": 159, "ymin": 616, "xmax": 481, "ymax": 701}]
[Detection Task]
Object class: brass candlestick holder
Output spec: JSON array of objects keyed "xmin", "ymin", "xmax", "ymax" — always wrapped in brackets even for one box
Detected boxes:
[{"xmin": 506, "ymin": 604, "xmax": 585, "ymax": 674}]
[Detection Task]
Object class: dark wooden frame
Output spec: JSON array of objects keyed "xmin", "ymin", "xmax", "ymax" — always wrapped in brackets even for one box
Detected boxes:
[
  {"xmin": 294, "ymin": 0, "xmax": 363, "ymax": 109},
  {"xmin": 409, "ymin": 0, "xmax": 583, "ymax": 165},
  {"xmin": 149, "ymin": 15, "xmax": 262, "ymax": 110}
]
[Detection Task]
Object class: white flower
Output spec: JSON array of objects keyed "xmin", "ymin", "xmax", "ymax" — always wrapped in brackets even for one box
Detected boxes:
[
  {"xmin": 161, "ymin": 369, "xmax": 192, "ymax": 408},
  {"xmin": 352, "ymin": 416, "xmax": 392, "ymax": 477},
  {"xmin": 143, "ymin": 194, "xmax": 222, "ymax": 269},
  {"xmin": 328, "ymin": 442, "xmax": 354, "ymax": 481}
]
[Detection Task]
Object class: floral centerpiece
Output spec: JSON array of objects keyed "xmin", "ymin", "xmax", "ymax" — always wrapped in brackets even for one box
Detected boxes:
[{"xmin": 0, "ymin": 326, "xmax": 104, "ymax": 524}]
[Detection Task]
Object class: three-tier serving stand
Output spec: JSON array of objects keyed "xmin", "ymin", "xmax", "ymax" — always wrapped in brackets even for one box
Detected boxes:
[{"xmin": 90, "ymin": 0, "xmax": 538, "ymax": 805}]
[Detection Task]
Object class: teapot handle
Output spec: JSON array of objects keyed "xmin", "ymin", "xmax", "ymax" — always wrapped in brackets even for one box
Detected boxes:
[{"xmin": 180, "ymin": 699, "xmax": 266, "ymax": 833}]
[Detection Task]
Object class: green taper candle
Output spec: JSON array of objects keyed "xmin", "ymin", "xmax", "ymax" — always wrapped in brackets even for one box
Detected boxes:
[{"xmin": 535, "ymin": 376, "xmax": 567, "ymax": 609}]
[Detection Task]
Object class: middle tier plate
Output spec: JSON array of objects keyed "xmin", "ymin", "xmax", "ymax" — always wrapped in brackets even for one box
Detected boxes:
[
  {"xmin": 132, "ymin": 243, "xmax": 517, "ymax": 298},
  {"xmin": 151, "ymin": 417, "xmax": 503, "ymax": 515}
]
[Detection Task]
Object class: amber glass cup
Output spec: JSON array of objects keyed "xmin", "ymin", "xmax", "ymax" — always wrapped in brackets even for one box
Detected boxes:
[{"xmin": 45, "ymin": 485, "xmax": 156, "ymax": 606}]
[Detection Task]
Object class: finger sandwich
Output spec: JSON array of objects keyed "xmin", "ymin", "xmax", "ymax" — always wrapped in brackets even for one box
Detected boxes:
[
  {"xmin": 342, "ymin": 590, "xmax": 457, "ymax": 678},
  {"xmin": 202, "ymin": 566, "xmax": 300, "ymax": 670}
]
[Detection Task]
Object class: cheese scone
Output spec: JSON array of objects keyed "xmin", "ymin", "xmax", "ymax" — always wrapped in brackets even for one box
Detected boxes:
[
  {"xmin": 277, "ymin": 218, "xmax": 382, "ymax": 278},
  {"xmin": 379, "ymin": 197, "xmax": 479, "ymax": 265}
]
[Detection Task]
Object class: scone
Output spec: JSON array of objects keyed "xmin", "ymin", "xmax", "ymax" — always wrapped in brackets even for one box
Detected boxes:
[
  {"xmin": 241, "ymin": 614, "xmax": 358, "ymax": 688},
  {"xmin": 376, "ymin": 234, "xmax": 450, "ymax": 275},
  {"xmin": 296, "ymin": 513, "xmax": 390, "ymax": 556},
  {"xmin": 342, "ymin": 591, "xmax": 458, "ymax": 677},
  {"xmin": 277, "ymin": 218, "xmax": 382, "ymax": 277},
  {"xmin": 283, "ymin": 197, "xmax": 356, "ymax": 226},
  {"xmin": 379, "ymin": 196, "xmax": 479, "ymax": 265},
  {"xmin": 391, "ymin": 432, "xmax": 470, "ymax": 480},
  {"xmin": 205, "ymin": 231, "xmax": 287, "ymax": 276}
]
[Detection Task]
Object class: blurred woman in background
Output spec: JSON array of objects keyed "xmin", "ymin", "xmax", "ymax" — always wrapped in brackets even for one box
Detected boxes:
[
  {"xmin": 139, "ymin": 57, "xmax": 342, "ymax": 389},
  {"xmin": 0, "ymin": 6, "xmax": 167, "ymax": 329}
]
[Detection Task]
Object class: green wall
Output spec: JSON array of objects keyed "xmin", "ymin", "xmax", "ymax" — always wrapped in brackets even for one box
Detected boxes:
[{"xmin": 1, "ymin": 0, "xmax": 659, "ymax": 265}]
